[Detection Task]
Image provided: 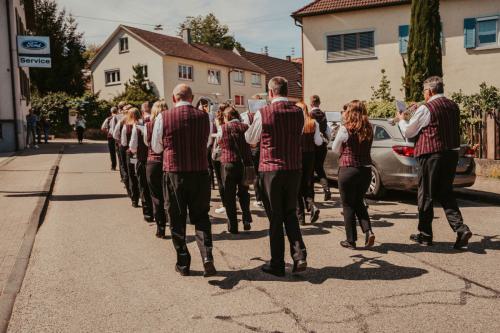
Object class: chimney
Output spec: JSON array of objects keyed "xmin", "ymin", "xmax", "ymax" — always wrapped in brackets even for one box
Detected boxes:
[
  {"xmin": 182, "ymin": 28, "xmax": 192, "ymax": 44},
  {"xmin": 286, "ymin": 55, "xmax": 291, "ymax": 62}
]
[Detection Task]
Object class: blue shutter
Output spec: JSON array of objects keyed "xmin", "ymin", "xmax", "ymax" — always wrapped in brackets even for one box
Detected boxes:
[
  {"xmin": 399, "ymin": 25, "xmax": 409, "ymax": 54},
  {"xmin": 464, "ymin": 18, "xmax": 477, "ymax": 49}
]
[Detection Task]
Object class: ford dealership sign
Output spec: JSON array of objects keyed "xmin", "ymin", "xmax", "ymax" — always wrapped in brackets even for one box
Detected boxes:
[{"xmin": 17, "ymin": 36, "xmax": 51, "ymax": 68}]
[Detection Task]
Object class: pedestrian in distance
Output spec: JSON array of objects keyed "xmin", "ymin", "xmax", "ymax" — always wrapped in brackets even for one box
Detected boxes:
[
  {"xmin": 129, "ymin": 108, "xmax": 154, "ymax": 223},
  {"xmin": 121, "ymin": 108, "xmax": 143, "ymax": 209},
  {"xmin": 398, "ymin": 76, "xmax": 472, "ymax": 249},
  {"xmin": 101, "ymin": 107, "xmax": 118, "ymax": 170},
  {"xmin": 217, "ymin": 105, "xmax": 254, "ymax": 234},
  {"xmin": 25, "ymin": 108, "xmax": 39, "ymax": 149},
  {"xmin": 40, "ymin": 115, "xmax": 51, "ymax": 144},
  {"xmin": 152, "ymin": 84, "xmax": 216, "ymax": 277},
  {"xmin": 245, "ymin": 76, "xmax": 307, "ymax": 277},
  {"xmin": 296, "ymin": 101, "xmax": 323, "ymax": 226},
  {"xmin": 310, "ymin": 95, "xmax": 333, "ymax": 201},
  {"xmin": 331, "ymin": 100, "xmax": 375, "ymax": 249},
  {"xmin": 142, "ymin": 100, "xmax": 169, "ymax": 237},
  {"xmin": 75, "ymin": 113, "xmax": 86, "ymax": 144}
]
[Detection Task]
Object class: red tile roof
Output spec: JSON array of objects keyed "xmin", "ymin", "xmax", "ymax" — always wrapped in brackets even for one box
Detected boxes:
[
  {"xmin": 240, "ymin": 51, "xmax": 303, "ymax": 100},
  {"xmin": 121, "ymin": 26, "xmax": 266, "ymax": 74},
  {"xmin": 292, "ymin": 0, "xmax": 410, "ymax": 20}
]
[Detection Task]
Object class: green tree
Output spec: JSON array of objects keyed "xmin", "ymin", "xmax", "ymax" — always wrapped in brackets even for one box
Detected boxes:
[
  {"xmin": 115, "ymin": 64, "xmax": 157, "ymax": 105},
  {"xmin": 178, "ymin": 13, "xmax": 244, "ymax": 51},
  {"xmin": 367, "ymin": 69, "xmax": 397, "ymax": 119},
  {"xmin": 30, "ymin": 0, "xmax": 87, "ymax": 96},
  {"xmin": 404, "ymin": 0, "xmax": 443, "ymax": 102},
  {"xmin": 370, "ymin": 69, "xmax": 395, "ymax": 103}
]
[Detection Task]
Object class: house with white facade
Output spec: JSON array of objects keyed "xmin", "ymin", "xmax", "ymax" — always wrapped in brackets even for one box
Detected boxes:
[{"xmin": 90, "ymin": 25, "xmax": 267, "ymax": 111}]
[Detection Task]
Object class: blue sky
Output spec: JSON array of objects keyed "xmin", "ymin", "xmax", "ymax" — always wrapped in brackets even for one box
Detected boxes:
[{"xmin": 56, "ymin": 0, "xmax": 312, "ymax": 59}]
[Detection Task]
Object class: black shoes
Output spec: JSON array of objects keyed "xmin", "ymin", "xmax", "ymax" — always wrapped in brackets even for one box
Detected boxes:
[
  {"xmin": 365, "ymin": 231, "xmax": 375, "ymax": 248},
  {"xmin": 132, "ymin": 201, "xmax": 139, "ymax": 208},
  {"xmin": 340, "ymin": 240, "xmax": 356, "ymax": 249},
  {"xmin": 261, "ymin": 263, "xmax": 285, "ymax": 277},
  {"xmin": 203, "ymin": 260, "xmax": 217, "ymax": 277},
  {"xmin": 243, "ymin": 222, "xmax": 252, "ymax": 231},
  {"xmin": 454, "ymin": 230, "xmax": 472, "ymax": 249},
  {"xmin": 292, "ymin": 259, "xmax": 307, "ymax": 274},
  {"xmin": 410, "ymin": 233, "xmax": 433, "ymax": 246},
  {"xmin": 310, "ymin": 205, "xmax": 320, "ymax": 224},
  {"xmin": 144, "ymin": 216, "xmax": 154, "ymax": 223},
  {"xmin": 175, "ymin": 264, "xmax": 190, "ymax": 276},
  {"xmin": 156, "ymin": 226, "xmax": 166, "ymax": 239},
  {"xmin": 324, "ymin": 190, "xmax": 332, "ymax": 202}
]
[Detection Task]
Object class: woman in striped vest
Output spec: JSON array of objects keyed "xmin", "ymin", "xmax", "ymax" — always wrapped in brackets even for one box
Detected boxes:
[
  {"xmin": 143, "ymin": 100, "xmax": 168, "ymax": 237},
  {"xmin": 296, "ymin": 102, "xmax": 323, "ymax": 225},
  {"xmin": 121, "ymin": 108, "xmax": 142, "ymax": 209},
  {"xmin": 217, "ymin": 106, "xmax": 253, "ymax": 234},
  {"xmin": 212, "ymin": 104, "xmax": 227, "ymax": 215},
  {"xmin": 331, "ymin": 100, "xmax": 375, "ymax": 249}
]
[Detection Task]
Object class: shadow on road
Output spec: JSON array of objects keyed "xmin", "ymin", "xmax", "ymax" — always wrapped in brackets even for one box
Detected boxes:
[{"xmin": 208, "ymin": 254, "xmax": 428, "ymax": 289}]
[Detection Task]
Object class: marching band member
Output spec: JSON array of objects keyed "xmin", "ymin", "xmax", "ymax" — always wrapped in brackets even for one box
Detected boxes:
[
  {"xmin": 101, "ymin": 107, "xmax": 118, "ymax": 171},
  {"xmin": 121, "ymin": 108, "xmax": 141, "ymax": 208},
  {"xmin": 331, "ymin": 100, "xmax": 375, "ymax": 249}
]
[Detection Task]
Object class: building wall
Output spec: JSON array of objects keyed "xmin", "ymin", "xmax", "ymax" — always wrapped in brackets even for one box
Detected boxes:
[
  {"xmin": 0, "ymin": 0, "xmax": 30, "ymax": 152},
  {"xmin": 162, "ymin": 55, "xmax": 265, "ymax": 111},
  {"xmin": 91, "ymin": 30, "xmax": 165, "ymax": 101},
  {"xmin": 301, "ymin": 0, "xmax": 500, "ymax": 111}
]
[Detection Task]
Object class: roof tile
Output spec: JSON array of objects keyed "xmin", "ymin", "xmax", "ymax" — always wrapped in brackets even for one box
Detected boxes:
[{"xmin": 292, "ymin": 0, "xmax": 410, "ymax": 19}]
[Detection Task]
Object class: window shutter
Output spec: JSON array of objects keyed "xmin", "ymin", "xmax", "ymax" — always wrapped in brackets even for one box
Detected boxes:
[
  {"xmin": 399, "ymin": 25, "xmax": 409, "ymax": 54},
  {"xmin": 464, "ymin": 18, "xmax": 477, "ymax": 49}
]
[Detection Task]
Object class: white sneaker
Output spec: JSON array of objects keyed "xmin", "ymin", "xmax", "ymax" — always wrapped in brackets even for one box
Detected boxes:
[
  {"xmin": 215, "ymin": 207, "xmax": 226, "ymax": 214},
  {"xmin": 34, "ymin": 145, "xmax": 40, "ymax": 149},
  {"xmin": 253, "ymin": 201, "xmax": 264, "ymax": 208}
]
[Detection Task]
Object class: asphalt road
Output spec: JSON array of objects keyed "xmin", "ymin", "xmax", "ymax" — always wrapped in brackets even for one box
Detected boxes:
[{"xmin": 7, "ymin": 141, "xmax": 500, "ymax": 333}]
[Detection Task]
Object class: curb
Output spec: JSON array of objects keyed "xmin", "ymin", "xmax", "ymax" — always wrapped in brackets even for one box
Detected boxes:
[
  {"xmin": 0, "ymin": 146, "xmax": 64, "ymax": 333},
  {"xmin": 0, "ymin": 154, "xmax": 16, "ymax": 169},
  {"xmin": 454, "ymin": 188, "xmax": 500, "ymax": 205}
]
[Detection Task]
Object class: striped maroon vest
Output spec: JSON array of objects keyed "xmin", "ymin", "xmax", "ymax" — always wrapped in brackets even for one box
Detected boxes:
[
  {"xmin": 136, "ymin": 126, "xmax": 148, "ymax": 162},
  {"xmin": 219, "ymin": 121, "xmax": 252, "ymax": 164},
  {"xmin": 339, "ymin": 132, "xmax": 373, "ymax": 167},
  {"xmin": 125, "ymin": 124, "xmax": 133, "ymax": 148},
  {"xmin": 414, "ymin": 97, "xmax": 460, "ymax": 158},
  {"xmin": 146, "ymin": 120, "xmax": 162, "ymax": 162},
  {"xmin": 259, "ymin": 101, "xmax": 304, "ymax": 172},
  {"xmin": 301, "ymin": 131, "xmax": 316, "ymax": 153},
  {"xmin": 161, "ymin": 105, "xmax": 210, "ymax": 172}
]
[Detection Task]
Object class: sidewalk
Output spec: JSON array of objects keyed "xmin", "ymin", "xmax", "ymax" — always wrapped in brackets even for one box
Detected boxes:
[
  {"xmin": 455, "ymin": 176, "xmax": 500, "ymax": 204},
  {"xmin": 0, "ymin": 142, "xmax": 63, "ymax": 300}
]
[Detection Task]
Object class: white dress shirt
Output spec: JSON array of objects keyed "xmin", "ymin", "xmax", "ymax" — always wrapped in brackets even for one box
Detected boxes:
[
  {"xmin": 120, "ymin": 125, "xmax": 129, "ymax": 147},
  {"xmin": 245, "ymin": 97, "xmax": 288, "ymax": 145},
  {"xmin": 241, "ymin": 111, "xmax": 252, "ymax": 126},
  {"xmin": 129, "ymin": 124, "xmax": 145, "ymax": 154},
  {"xmin": 151, "ymin": 101, "xmax": 196, "ymax": 154},
  {"xmin": 398, "ymin": 94, "xmax": 444, "ymax": 139},
  {"xmin": 331, "ymin": 126, "xmax": 349, "ymax": 154},
  {"xmin": 112, "ymin": 117, "xmax": 124, "ymax": 141},
  {"xmin": 101, "ymin": 117, "xmax": 110, "ymax": 131}
]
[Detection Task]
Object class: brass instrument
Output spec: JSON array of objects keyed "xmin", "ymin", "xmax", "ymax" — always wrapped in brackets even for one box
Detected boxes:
[{"xmin": 389, "ymin": 101, "xmax": 422, "ymax": 125}]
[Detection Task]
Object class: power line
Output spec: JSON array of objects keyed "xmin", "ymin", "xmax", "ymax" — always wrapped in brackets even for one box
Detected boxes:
[{"xmin": 73, "ymin": 15, "xmax": 173, "ymax": 28}]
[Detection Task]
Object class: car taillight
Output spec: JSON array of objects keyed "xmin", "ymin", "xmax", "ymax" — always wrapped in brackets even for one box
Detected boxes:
[
  {"xmin": 464, "ymin": 147, "xmax": 475, "ymax": 158},
  {"xmin": 392, "ymin": 145, "xmax": 415, "ymax": 157}
]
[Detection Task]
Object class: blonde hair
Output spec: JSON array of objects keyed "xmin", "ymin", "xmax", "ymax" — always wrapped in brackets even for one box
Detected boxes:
[
  {"xmin": 126, "ymin": 108, "xmax": 142, "ymax": 124},
  {"xmin": 296, "ymin": 101, "xmax": 315, "ymax": 134},
  {"xmin": 151, "ymin": 100, "xmax": 168, "ymax": 122}
]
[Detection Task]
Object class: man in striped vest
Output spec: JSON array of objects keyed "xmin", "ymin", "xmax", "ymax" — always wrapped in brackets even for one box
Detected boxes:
[
  {"xmin": 151, "ymin": 84, "xmax": 216, "ymax": 277},
  {"xmin": 399, "ymin": 76, "xmax": 472, "ymax": 249},
  {"xmin": 245, "ymin": 77, "xmax": 307, "ymax": 277}
]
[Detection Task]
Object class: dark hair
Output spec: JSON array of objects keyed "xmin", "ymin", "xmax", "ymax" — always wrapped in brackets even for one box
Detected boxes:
[
  {"xmin": 216, "ymin": 103, "xmax": 229, "ymax": 125},
  {"xmin": 310, "ymin": 95, "xmax": 321, "ymax": 107},
  {"xmin": 223, "ymin": 106, "xmax": 241, "ymax": 122}
]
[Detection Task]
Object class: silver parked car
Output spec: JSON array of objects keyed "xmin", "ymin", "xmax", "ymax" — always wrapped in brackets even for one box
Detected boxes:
[{"xmin": 324, "ymin": 115, "xmax": 476, "ymax": 198}]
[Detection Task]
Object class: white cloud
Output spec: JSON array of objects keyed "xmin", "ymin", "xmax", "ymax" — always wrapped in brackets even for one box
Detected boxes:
[{"xmin": 56, "ymin": 0, "xmax": 311, "ymax": 59}]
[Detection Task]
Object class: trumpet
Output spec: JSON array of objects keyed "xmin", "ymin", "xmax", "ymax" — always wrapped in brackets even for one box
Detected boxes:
[{"xmin": 389, "ymin": 101, "xmax": 422, "ymax": 125}]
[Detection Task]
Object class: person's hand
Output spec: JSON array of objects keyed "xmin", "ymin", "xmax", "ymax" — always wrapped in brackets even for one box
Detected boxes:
[{"xmin": 397, "ymin": 111, "xmax": 406, "ymax": 121}]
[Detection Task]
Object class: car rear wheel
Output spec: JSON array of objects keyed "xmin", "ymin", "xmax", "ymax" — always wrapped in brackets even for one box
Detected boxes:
[{"xmin": 366, "ymin": 166, "xmax": 386, "ymax": 199}]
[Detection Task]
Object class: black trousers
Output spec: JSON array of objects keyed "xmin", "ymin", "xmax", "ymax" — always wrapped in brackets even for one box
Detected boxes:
[
  {"xmin": 163, "ymin": 171, "xmax": 213, "ymax": 267},
  {"xmin": 146, "ymin": 161, "xmax": 167, "ymax": 228},
  {"xmin": 126, "ymin": 154, "xmax": 140, "ymax": 204},
  {"xmin": 222, "ymin": 162, "xmax": 252, "ymax": 231},
  {"xmin": 207, "ymin": 146, "xmax": 215, "ymax": 188},
  {"xmin": 260, "ymin": 170, "xmax": 306, "ymax": 269},
  {"xmin": 119, "ymin": 146, "xmax": 130, "ymax": 195},
  {"xmin": 338, "ymin": 166, "xmax": 372, "ymax": 243},
  {"xmin": 314, "ymin": 144, "xmax": 330, "ymax": 193},
  {"xmin": 251, "ymin": 147, "xmax": 263, "ymax": 202},
  {"xmin": 417, "ymin": 151, "xmax": 469, "ymax": 237},
  {"xmin": 107, "ymin": 137, "xmax": 117, "ymax": 169},
  {"xmin": 26, "ymin": 126, "xmax": 36, "ymax": 146},
  {"xmin": 297, "ymin": 152, "xmax": 316, "ymax": 223},
  {"xmin": 76, "ymin": 126, "xmax": 84, "ymax": 142},
  {"xmin": 213, "ymin": 159, "xmax": 225, "ymax": 204},
  {"xmin": 136, "ymin": 159, "xmax": 153, "ymax": 218}
]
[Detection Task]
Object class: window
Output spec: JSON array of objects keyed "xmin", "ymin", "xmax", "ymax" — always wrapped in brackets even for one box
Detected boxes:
[
  {"xmin": 464, "ymin": 16, "xmax": 500, "ymax": 49},
  {"xmin": 399, "ymin": 24, "xmax": 443, "ymax": 54},
  {"xmin": 105, "ymin": 70, "xmax": 121, "ymax": 85},
  {"xmin": 326, "ymin": 30, "xmax": 375, "ymax": 62},
  {"xmin": 119, "ymin": 37, "xmax": 129, "ymax": 53},
  {"xmin": 234, "ymin": 70, "xmax": 245, "ymax": 84},
  {"xmin": 140, "ymin": 65, "xmax": 148, "ymax": 79},
  {"xmin": 374, "ymin": 126, "xmax": 391, "ymax": 141},
  {"xmin": 208, "ymin": 69, "xmax": 221, "ymax": 85},
  {"xmin": 478, "ymin": 19, "xmax": 498, "ymax": 46},
  {"xmin": 234, "ymin": 95, "xmax": 245, "ymax": 107},
  {"xmin": 251, "ymin": 73, "xmax": 261, "ymax": 86},
  {"xmin": 178, "ymin": 65, "xmax": 193, "ymax": 80}
]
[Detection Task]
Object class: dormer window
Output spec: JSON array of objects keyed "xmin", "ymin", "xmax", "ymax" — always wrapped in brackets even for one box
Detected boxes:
[{"xmin": 119, "ymin": 37, "xmax": 129, "ymax": 53}]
